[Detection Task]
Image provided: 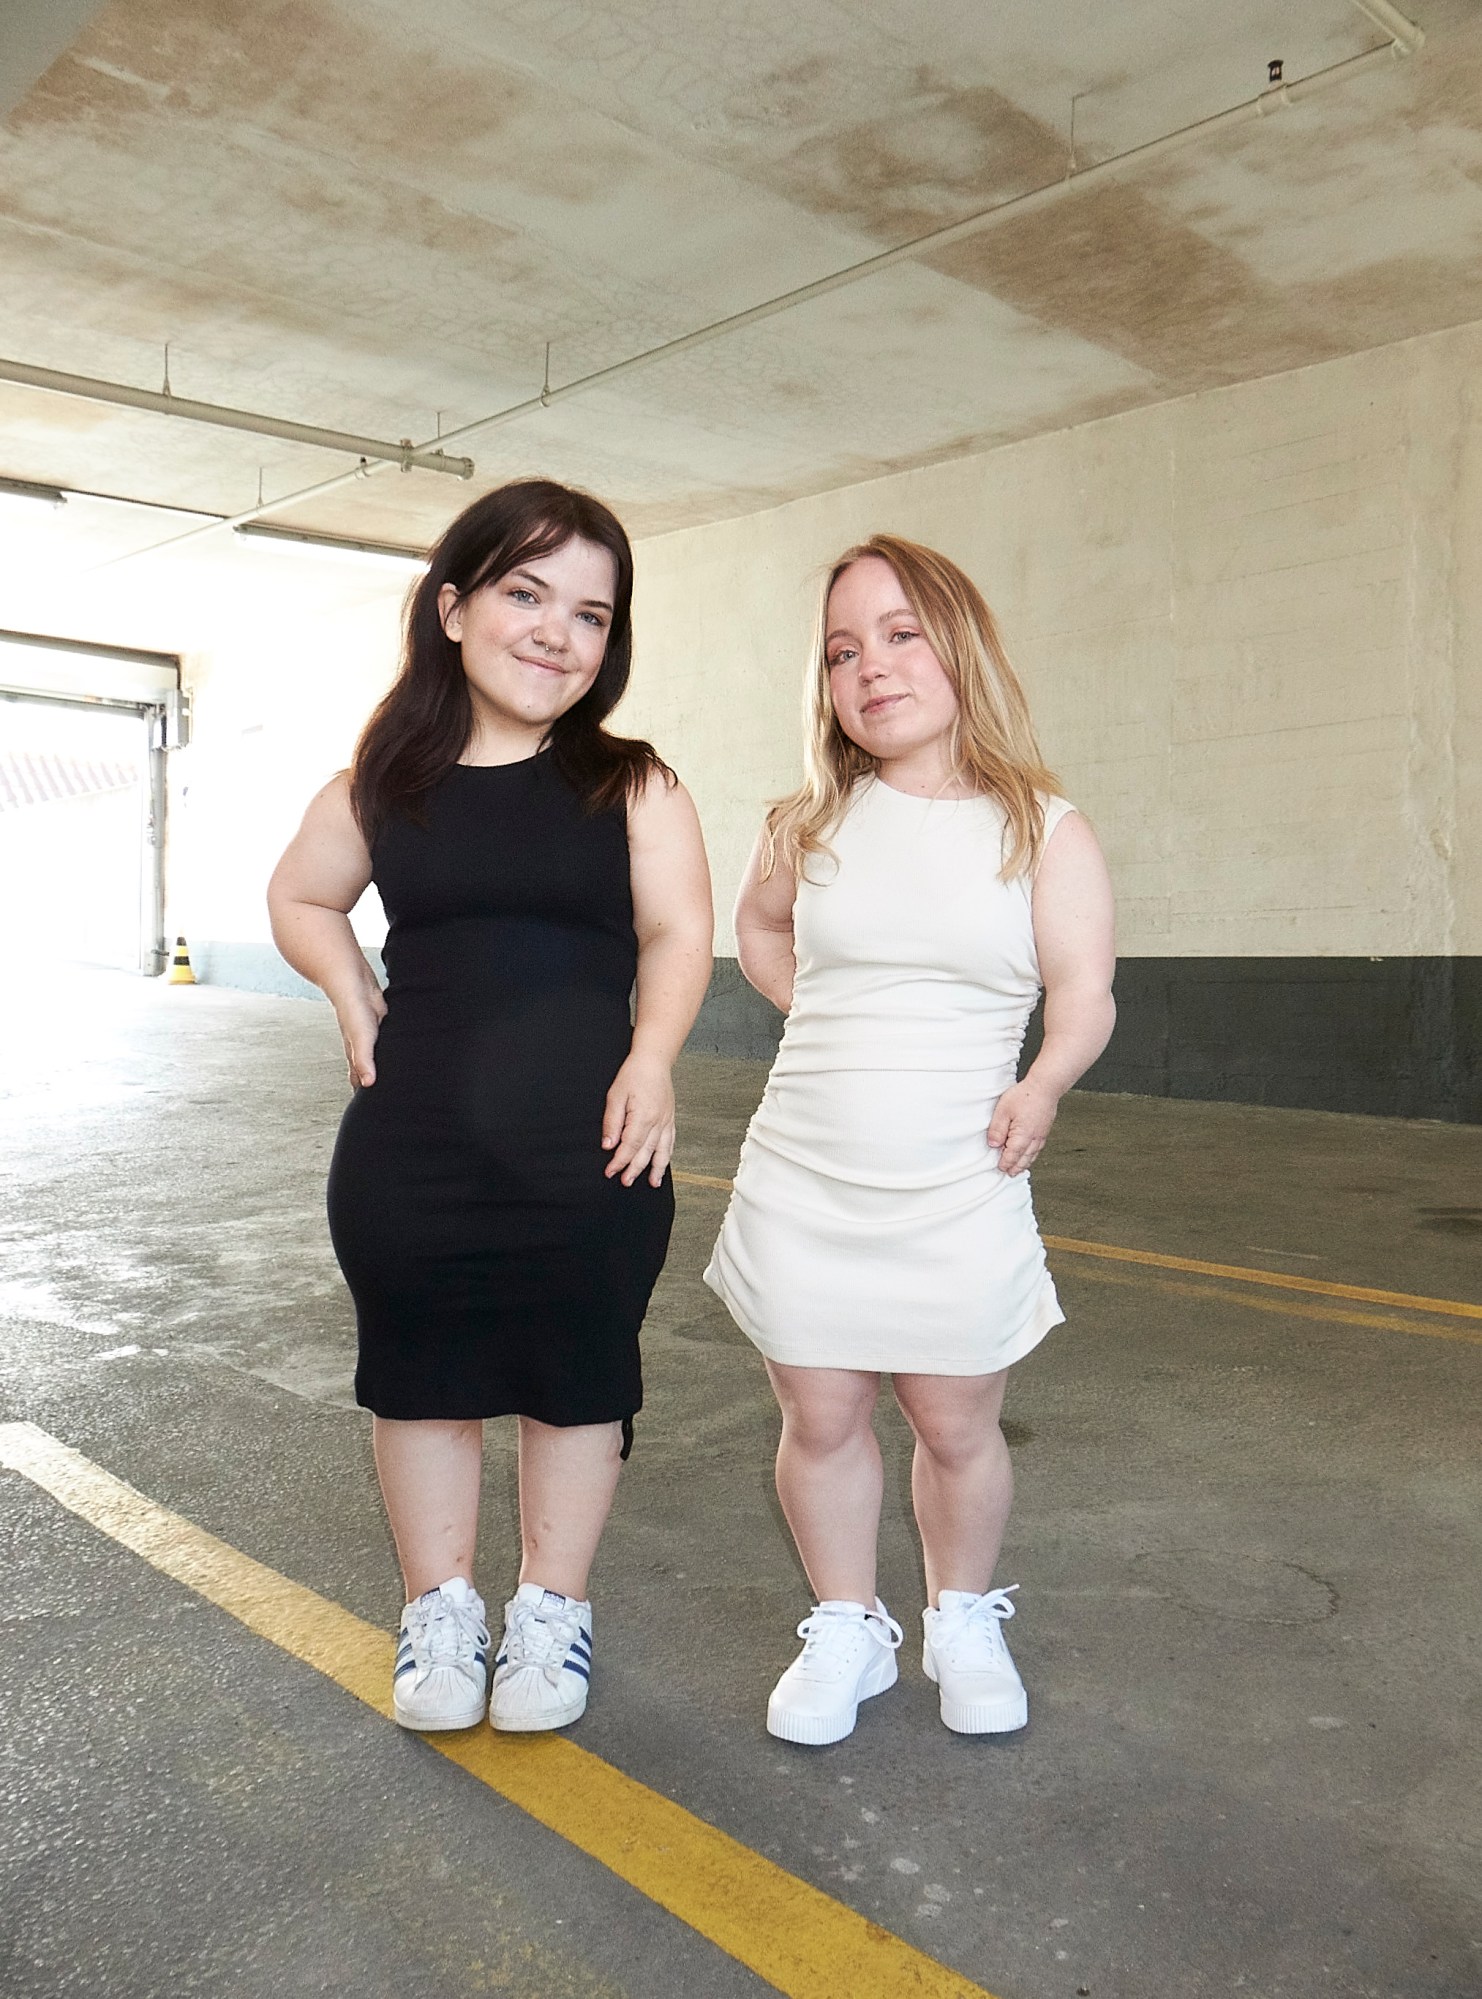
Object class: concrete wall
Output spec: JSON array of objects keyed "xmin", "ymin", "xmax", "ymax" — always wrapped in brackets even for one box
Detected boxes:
[
  {"xmin": 176, "ymin": 315, "xmax": 1482, "ymax": 1116},
  {"xmin": 614, "ymin": 317, "xmax": 1481, "ymax": 1116}
]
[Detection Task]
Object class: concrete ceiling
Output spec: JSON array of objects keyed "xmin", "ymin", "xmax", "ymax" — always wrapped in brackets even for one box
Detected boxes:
[{"xmin": 1, "ymin": 0, "xmax": 1481, "ymax": 645}]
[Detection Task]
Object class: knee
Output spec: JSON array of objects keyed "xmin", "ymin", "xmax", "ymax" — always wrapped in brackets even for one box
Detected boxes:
[
  {"xmin": 907, "ymin": 1406, "xmax": 1000, "ymax": 1472},
  {"xmin": 779, "ymin": 1393, "xmax": 874, "ymax": 1459}
]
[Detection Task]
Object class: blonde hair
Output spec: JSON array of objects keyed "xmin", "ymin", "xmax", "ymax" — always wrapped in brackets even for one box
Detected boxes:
[{"xmin": 764, "ymin": 534, "xmax": 1059, "ymax": 881}]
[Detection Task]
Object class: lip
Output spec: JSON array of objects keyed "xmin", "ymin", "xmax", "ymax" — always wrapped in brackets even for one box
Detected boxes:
[
  {"xmin": 862, "ymin": 692, "xmax": 905, "ymax": 715},
  {"xmin": 514, "ymin": 653, "xmax": 565, "ymax": 675}
]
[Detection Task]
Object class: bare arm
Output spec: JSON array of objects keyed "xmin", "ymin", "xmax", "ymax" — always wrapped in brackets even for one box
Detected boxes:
[
  {"xmin": 987, "ymin": 811, "xmax": 1116, "ymax": 1175},
  {"xmin": 734, "ymin": 828, "xmax": 798, "ymax": 1014},
  {"xmin": 602, "ymin": 773, "xmax": 714, "ymax": 1187},
  {"xmin": 266, "ymin": 773, "xmax": 386, "ymax": 1087}
]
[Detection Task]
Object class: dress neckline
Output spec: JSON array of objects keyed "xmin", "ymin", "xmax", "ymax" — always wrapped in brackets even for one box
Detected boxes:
[
  {"xmin": 869, "ymin": 773, "xmax": 985, "ymax": 804},
  {"xmin": 454, "ymin": 744, "xmax": 550, "ymax": 771}
]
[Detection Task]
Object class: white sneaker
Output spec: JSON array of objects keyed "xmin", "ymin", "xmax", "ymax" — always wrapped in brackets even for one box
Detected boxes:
[
  {"xmin": 766, "ymin": 1599, "xmax": 903, "ymax": 1746},
  {"xmin": 391, "ymin": 1576, "xmax": 490, "ymax": 1731},
  {"xmin": 489, "ymin": 1583, "xmax": 593, "ymax": 1732},
  {"xmin": 922, "ymin": 1586, "xmax": 1028, "ymax": 1734}
]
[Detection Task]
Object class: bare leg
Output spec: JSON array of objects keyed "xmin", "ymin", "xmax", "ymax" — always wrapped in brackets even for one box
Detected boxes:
[
  {"xmin": 893, "ymin": 1372, "xmax": 1012, "ymax": 1605},
  {"xmin": 765, "ymin": 1362, "xmax": 882, "ymax": 1604},
  {"xmin": 516, "ymin": 1417, "xmax": 624, "ymax": 1601},
  {"xmin": 373, "ymin": 1416, "xmax": 483, "ymax": 1600}
]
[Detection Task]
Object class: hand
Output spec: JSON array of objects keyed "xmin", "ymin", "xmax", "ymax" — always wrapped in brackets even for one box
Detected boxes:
[
  {"xmin": 334, "ymin": 981, "xmax": 387, "ymax": 1089},
  {"xmin": 987, "ymin": 1078, "xmax": 1059, "ymax": 1176},
  {"xmin": 602, "ymin": 1052, "xmax": 676, "ymax": 1187}
]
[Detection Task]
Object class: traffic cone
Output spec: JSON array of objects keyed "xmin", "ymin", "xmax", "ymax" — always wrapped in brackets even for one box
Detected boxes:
[{"xmin": 167, "ymin": 935, "xmax": 196, "ymax": 985}]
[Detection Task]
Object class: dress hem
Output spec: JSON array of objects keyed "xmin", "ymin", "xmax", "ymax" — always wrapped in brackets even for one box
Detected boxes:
[{"xmin": 702, "ymin": 1260, "xmax": 1063, "ymax": 1376}]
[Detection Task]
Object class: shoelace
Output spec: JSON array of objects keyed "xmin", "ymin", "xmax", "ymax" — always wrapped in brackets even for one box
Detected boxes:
[
  {"xmin": 409, "ymin": 1595, "xmax": 489, "ymax": 1675},
  {"xmin": 939, "ymin": 1586, "xmax": 1018, "ymax": 1659},
  {"xmin": 504, "ymin": 1601, "xmax": 584, "ymax": 1686},
  {"xmin": 795, "ymin": 1603, "xmax": 905, "ymax": 1667}
]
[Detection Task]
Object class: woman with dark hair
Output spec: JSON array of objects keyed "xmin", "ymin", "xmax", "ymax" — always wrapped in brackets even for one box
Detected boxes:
[
  {"xmin": 706, "ymin": 535, "xmax": 1114, "ymax": 1746},
  {"xmin": 269, "ymin": 480, "xmax": 712, "ymax": 1734}
]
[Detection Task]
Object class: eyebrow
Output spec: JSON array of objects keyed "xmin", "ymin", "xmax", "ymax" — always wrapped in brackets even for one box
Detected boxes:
[
  {"xmin": 825, "ymin": 606, "xmax": 916, "ymax": 644},
  {"xmin": 512, "ymin": 567, "xmax": 614, "ymax": 614}
]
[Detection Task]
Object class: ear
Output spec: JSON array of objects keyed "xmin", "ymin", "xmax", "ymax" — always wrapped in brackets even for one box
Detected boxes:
[{"xmin": 438, "ymin": 582, "xmax": 463, "ymax": 641}]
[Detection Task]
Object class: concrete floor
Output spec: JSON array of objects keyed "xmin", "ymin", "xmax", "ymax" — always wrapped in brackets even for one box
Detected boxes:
[{"xmin": 1, "ymin": 970, "xmax": 1479, "ymax": 1999}]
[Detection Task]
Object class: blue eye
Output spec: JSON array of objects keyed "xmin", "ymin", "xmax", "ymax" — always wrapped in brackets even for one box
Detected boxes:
[{"xmin": 508, "ymin": 587, "xmax": 536, "ymax": 602}]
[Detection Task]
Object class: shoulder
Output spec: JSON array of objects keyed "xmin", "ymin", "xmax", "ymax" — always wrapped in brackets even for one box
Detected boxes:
[
  {"xmin": 1039, "ymin": 791, "xmax": 1078, "ymax": 835},
  {"xmin": 1033, "ymin": 792, "xmax": 1084, "ymax": 866},
  {"xmin": 626, "ymin": 765, "xmax": 702, "ymax": 847},
  {"xmin": 1033, "ymin": 799, "xmax": 1109, "ymax": 896},
  {"xmin": 303, "ymin": 768, "xmax": 363, "ymax": 838}
]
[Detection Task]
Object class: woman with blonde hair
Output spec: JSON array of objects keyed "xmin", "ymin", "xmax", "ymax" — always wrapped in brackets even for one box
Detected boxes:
[{"xmin": 705, "ymin": 534, "xmax": 1114, "ymax": 1745}]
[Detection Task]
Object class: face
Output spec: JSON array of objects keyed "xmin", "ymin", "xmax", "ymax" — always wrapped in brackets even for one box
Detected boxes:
[
  {"xmin": 824, "ymin": 555, "xmax": 959, "ymax": 766},
  {"xmin": 439, "ymin": 534, "xmax": 617, "ymax": 748}
]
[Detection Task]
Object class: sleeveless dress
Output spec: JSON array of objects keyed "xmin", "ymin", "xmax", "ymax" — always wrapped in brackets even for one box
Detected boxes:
[
  {"xmin": 327, "ymin": 752, "xmax": 674, "ymax": 1435},
  {"xmin": 704, "ymin": 779, "xmax": 1073, "ymax": 1373}
]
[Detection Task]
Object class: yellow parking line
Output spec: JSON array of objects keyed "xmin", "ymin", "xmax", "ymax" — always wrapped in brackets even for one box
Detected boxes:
[
  {"xmin": 1072, "ymin": 1263, "xmax": 1482, "ymax": 1346},
  {"xmin": 672, "ymin": 1172, "xmax": 1482, "ymax": 1328},
  {"xmin": 1039, "ymin": 1233, "xmax": 1482, "ymax": 1322},
  {"xmin": 0, "ymin": 1422, "xmax": 997, "ymax": 1999}
]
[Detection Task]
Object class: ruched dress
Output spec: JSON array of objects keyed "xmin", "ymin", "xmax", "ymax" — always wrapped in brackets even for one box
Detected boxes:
[
  {"xmin": 327, "ymin": 752, "xmax": 673, "ymax": 1433},
  {"xmin": 704, "ymin": 779, "xmax": 1073, "ymax": 1374}
]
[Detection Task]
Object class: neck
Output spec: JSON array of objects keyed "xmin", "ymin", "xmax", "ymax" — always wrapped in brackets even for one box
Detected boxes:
[
  {"xmin": 462, "ymin": 714, "xmax": 549, "ymax": 767},
  {"xmin": 875, "ymin": 743, "xmax": 975, "ymax": 799}
]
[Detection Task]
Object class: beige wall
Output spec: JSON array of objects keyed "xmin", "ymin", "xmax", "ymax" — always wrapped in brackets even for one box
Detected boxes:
[
  {"xmin": 173, "ymin": 315, "xmax": 1481, "ymax": 968},
  {"xmin": 621, "ymin": 317, "xmax": 1480, "ymax": 960}
]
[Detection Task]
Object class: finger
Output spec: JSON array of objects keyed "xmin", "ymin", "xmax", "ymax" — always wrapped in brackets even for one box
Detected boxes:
[
  {"xmin": 986, "ymin": 1103, "xmax": 1014, "ymax": 1149},
  {"xmin": 649, "ymin": 1122, "xmax": 676, "ymax": 1187},
  {"xmin": 605, "ymin": 1108, "xmax": 648, "ymax": 1178},
  {"xmin": 620, "ymin": 1134, "xmax": 658, "ymax": 1187},
  {"xmin": 602, "ymin": 1088, "xmax": 630, "ymax": 1151}
]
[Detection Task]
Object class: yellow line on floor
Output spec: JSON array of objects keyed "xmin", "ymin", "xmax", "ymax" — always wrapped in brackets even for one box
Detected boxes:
[
  {"xmin": 0, "ymin": 1422, "xmax": 997, "ymax": 1999},
  {"xmin": 672, "ymin": 1172, "xmax": 1482, "ymax": 1327},
  {"xmin": 1039, "ymin": 1233, "xmax": 1482, "ymax": 1322},
  {"xmin": 1073, "ymin": 1263, "xmax": 1482, "ymax": 1347}
]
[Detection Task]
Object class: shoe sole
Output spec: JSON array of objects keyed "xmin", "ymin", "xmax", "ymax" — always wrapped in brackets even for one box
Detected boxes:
[
  {"xmin": 766, "ymin": 1650, "xmax": 899, "ymax": 1746},
  {"xmin": 489, "ymin": 1689, "xmax": 589, "ymax": 1732},
  {"xmin": 393, "ymin": 1694, "xmax": 488, "ymax": 1732},
  {"xmin": 922, "ymin": 1646, "xmax": 1027, "ymax": 1734}
]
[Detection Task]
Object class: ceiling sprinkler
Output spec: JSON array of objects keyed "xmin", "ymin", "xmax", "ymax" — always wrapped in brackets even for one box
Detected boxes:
[{"xmin": 1268, "ymin": 58, "xmax": 1284, "ymax": 84}]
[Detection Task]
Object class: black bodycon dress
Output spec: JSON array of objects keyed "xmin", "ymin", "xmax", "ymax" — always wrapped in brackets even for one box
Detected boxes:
[{"xmin": 326, "ymin": 751, "xmax": 674, "ymax": 1434}]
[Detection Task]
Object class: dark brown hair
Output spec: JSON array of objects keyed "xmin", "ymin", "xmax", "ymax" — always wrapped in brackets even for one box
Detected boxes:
[{"xmin": 349, "ymin": 478, "xmax": 670, "ymax": 835}]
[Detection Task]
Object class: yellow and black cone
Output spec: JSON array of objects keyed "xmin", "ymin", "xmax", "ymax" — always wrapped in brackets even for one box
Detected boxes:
[{"xmin": 167, "ymin": 935, "xmax": 196, "ymax": 985}]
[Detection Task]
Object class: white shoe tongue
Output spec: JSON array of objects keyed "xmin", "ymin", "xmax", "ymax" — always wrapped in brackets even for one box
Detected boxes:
[{"xmin": 539, "ymin": 1589, "xmax": 568, "ymax": 1612}]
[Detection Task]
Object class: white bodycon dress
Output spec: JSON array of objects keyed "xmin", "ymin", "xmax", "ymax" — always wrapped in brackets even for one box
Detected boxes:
[{"xmin": 704, "ymin": 778, "xmax": 1074, "ymax": 1374}]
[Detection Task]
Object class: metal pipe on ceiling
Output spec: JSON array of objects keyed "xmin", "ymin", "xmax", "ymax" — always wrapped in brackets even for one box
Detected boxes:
[
  {"xmin": 0, "ymin": 357, "xmax": 475, "ymax": 479},
  {"xmin": 94, "ymin": 0, "xmax": 1423, "ymax": 573},
  {"xmin": 1347, "ymin": 0, "xmax": 1424, "ymax": 56}
]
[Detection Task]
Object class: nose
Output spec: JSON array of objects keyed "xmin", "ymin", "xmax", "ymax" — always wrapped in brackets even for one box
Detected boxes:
[
  {"xmin": 857, "ymin": 644, "xmax": 889, "ymax": 683},
  {"xmin": 531, "ymin": 615, "xmax": 568, "ymax": 656}
]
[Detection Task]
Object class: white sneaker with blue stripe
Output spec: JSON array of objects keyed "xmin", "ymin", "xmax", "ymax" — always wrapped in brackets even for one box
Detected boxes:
[
  {"xmin": 489, "ymin": 1583, "xmax": 593, "ymax": 1732},
  {"xmin": 391, "ymin": 1576, "xmax": 490, "ymax": 1732}
]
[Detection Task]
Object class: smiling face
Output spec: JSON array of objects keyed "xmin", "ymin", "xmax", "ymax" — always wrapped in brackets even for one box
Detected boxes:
[
  {"xmin": 439, "ymin": 533, "xmax": 617, "ymax": 762},
  {"xmin": 824, "ymin": 555, "xmax": 962, "ymax": 789}
]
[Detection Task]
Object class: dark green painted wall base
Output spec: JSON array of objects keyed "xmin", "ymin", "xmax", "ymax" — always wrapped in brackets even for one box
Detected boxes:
[
  {"xmin": 679, "ymin": 955, "xmax": 1482, "ymax": 1123},
  {"xmin": 195, "ymin": 946, "xmax": 1481, "ymax": 1123},
  {"xmin": 1021, "ymin": 956, "xmax": 1481, "ymax": 1123}
]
